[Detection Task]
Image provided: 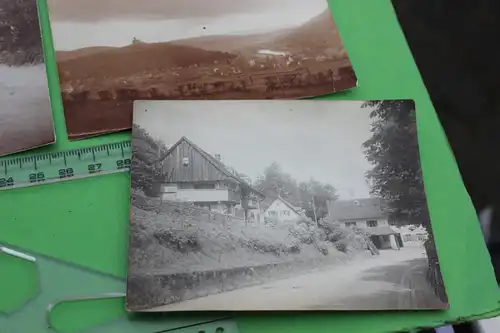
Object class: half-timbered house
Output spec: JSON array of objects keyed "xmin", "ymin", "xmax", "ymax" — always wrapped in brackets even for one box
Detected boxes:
[{"xmin": 155, "ymin": 136, "xmax": 265, "ymax": 218}]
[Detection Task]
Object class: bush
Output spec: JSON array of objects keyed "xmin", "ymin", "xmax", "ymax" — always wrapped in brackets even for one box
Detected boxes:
[
  {"xmin": 287, "ymin": 242, "xmax": 301, "ymax": 254},
  {"xmin": 316, "ymin": 241, "xmax": 329, "ymax": 256},
  {"xmin": 334, "ymin": 240, "xmax": 348, "ymax": 253},
  {"xmin": 325, "ymin": 229, "xmax": 349, "ymax": 243},
  {"xmin": 153, "ymin": 229, "xmax": 200, "ymax": 253},
  {"xmin": 288, "ymin": 224, "xmax": 315, "ymax": 245},
  {"xmin": 264, "ymin": 216, "xmax": 279, "ymax": 227},
  {"xmin": 317, "ymin": 220, "xmax": 376, "ymax": 253},
  {"xmin": 244, "ymin": 238, "xmax": 286, "ymax": 256}
]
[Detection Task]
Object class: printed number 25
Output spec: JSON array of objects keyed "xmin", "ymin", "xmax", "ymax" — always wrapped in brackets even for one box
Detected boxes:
[{"xmin": 117, "ymin": 159, "xmax": 131, "ymax": 170}]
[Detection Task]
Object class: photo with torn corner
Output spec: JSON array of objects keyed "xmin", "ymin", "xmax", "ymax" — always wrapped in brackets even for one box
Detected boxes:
[
  {"xmin": 0, "ymin": 0, "xmax": 55, "ymax": 157},
  {"xmin": 46, "ymin": 0, "xmax": 357, "ymax": 140},
  {"xmin": 126, "ymin": 99, "xmax": 448, "ymax": 312}
]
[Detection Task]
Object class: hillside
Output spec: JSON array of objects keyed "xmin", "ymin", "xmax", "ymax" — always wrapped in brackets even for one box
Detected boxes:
[
  {"xmin": 171, "ymin": 31, "xmax": 286, "ymax": 53},
  {"xmin": 171, "ymin": 10, "xmax": 343, "ymax": 56},
  {"xmin": 56, "ymin": 46, "xmax": 117, "ymax": 62},
  {"xmin": 56, "ymin": 42, "xmax": 238, "ymax": 79},
  {"xmin": 129, "ymin": 193, "xmax": 376, "ymax": 275},
  {"xmin": 272, "ymin": 10, "xmax": 343, "ymax": 52}
]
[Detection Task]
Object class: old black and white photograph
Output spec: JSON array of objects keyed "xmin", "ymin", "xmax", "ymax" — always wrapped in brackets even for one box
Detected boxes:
[
  {"xmin": 47, "ymin": 0, "xmax": 356, "ymax": 139},
  {"xmin": 0, "ymin": 0, "xmax": 55, "ymax": 157},
  {"xmin": 126, "ymin": 100, "xmax": 448, "ymax": 312}
]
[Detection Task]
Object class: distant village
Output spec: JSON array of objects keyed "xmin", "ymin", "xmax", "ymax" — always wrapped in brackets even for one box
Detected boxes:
[
  {"xmin": 151, "ymin": 136, "xmax": 428, "ymax": 251},
  {"xmin": 59, "ymin": 43, "xmax": 353, "ymax": 102}
]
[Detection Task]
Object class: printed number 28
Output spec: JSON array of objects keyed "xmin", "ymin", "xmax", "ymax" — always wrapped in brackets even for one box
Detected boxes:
[{"xmin": 116, "ymin": 159, "xmax": 131, "ymax": 170}]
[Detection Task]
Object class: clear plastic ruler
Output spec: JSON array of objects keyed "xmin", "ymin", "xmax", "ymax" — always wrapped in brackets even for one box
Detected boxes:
[
  {"xmin": 0, "ymin": 141, "xmax": 132, "ymax": 191},
  {"xmin": 0, "ymin": 245, "xmax": 238, "ymax": 333}
]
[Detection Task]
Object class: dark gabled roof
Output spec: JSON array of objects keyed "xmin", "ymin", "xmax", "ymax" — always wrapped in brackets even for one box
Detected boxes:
[
  {"xmin": 158, "ymin": 136, "xmax": 265, "ymax": 198},
  {"xmin": 264, "ymin": 196, "xmax": 304, "ymax": 217},
  {"xmin": 328, "ymin": 198, "xmax": 388, "ymax": 221}
]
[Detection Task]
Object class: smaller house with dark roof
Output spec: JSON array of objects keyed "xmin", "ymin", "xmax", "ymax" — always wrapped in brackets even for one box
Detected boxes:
[
  {"xmin": 261, "ymin": 196, "xmax": 306, "ymax": 224},
  {"xmin": 327, "ymin": 198, "xmax": 403, "ymax": 250},
  {"xmin": 155, "ymin": 136, "xmax": 265, "ymax": 218}
]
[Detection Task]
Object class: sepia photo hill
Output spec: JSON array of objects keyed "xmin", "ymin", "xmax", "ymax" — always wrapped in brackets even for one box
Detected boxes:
[
  {"xmin": 57, "ymin": 43, "xmax": 237, "ymax": 80},
  {"xmin": 50, "ymin": 2, "xmax": 357, "ymax": 140},
  {"xmin": 56, "ymin": 9, "xmax": 347, "ymax": 81},
  {"xmin": 172, "ymin": 10, "xmax": 345, "ymax": 55}
]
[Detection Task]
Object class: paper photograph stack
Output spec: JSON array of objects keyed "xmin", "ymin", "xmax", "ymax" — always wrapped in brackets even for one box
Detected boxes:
[
  {"xmin": 126, "ymin": 100, "xmax": 448, "ymax": 312},
  {"xmin": 0, "ymin": 0, "xmax": 55, "ymax": 157},
  {"xmin": 47, "ymin": 0, "xmax": 357, "ymax": 139}
]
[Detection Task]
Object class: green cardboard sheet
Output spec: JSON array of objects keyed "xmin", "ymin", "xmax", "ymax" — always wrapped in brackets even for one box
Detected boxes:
[{"xmin": 1, "ymin": 0, "xmax": 499, "ymax": 332}]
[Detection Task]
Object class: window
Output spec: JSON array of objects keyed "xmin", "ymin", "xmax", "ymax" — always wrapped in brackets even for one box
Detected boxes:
[
  {"xmin": 268, "ymin": 210, "xmax": 277, "ymax": 217},
  {"xmin": 345, "ymin": 221, "xmax": 357, "ymax": 227},
  {"xmin": 367, "ymin": 220, "xmax": 378, "ymax": 227},
  {"xmin": 282, "ymin": 210, "xmax": 290, "ymax": 216}
]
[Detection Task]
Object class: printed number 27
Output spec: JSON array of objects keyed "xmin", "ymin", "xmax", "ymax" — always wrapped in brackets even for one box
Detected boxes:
[{"xmin": 88, "ymin": 163, "xmax": 102, "ymax": 174}]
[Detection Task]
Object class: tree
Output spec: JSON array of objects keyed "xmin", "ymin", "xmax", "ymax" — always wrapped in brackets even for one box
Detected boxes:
[
  {"xmin": 362, "ymin": 100, "xmax": 430, "ymax": 227},
  {"xmin": 255, "ymin": 163, "xmax": 338, "ymax": 221},
  {"xmin": 254, "ymin": 162, "xmax": 300, "ymax": 203},
  {"xmin": 131, "ymin": 124, "xmax": 167, "ymax": 195},
  {"xmin": 299, "ymin": 179, "xmax": 338, "ymax": 221},
  {"xmin": 0, "ymin": 0, "xmax": 44, "ymax": 66}
]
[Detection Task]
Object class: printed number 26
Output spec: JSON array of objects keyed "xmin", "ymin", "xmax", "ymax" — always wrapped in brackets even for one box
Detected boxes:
[{"xmin": 116, "ymin": 159, "xmax": 131, "ymax": 170}]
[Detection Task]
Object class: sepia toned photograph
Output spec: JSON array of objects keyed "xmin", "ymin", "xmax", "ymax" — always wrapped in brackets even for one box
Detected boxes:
[
  {"xmin": 47, "ymin": 0, "xmax": 357, "ymax": 140},
  {"xmin": 0, "ymin": 0, "xmax": 55, "ymax": 157},
  {"xmin": 126, "ymin": 100, "xmax": 448, "ymax": 312}
]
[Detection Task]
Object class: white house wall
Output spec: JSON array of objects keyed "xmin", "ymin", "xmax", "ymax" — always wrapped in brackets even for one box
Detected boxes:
[
  {"xmin": 264, "ymin": 199, "xmax": 301, "ymax": 223},
  {"xmin": 340, "ymin": 218, "xmax": 389, "ymax": 229}
]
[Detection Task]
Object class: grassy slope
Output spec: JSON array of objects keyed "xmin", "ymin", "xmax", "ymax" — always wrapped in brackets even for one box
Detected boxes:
[{"xmin": 129, "ymin": 194, "xmax": 371, "ymax": 275}]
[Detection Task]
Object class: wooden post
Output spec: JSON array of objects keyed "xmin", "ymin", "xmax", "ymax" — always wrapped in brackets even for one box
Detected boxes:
[
  {"xmin": 257, "ymin": 199, "xmax": 261, "ymax": 225},
  {"xmin": 312, "ymin": 196, "xmax": 318, "ymax": 227}
]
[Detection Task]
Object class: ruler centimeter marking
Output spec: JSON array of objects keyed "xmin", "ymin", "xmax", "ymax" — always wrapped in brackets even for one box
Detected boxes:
[{"xmin": 0, "ymin": 141, "xmax": 132, "ymax": 191}]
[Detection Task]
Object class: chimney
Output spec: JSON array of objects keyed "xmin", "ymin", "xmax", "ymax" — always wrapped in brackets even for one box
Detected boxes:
[{"xmin": 215, "ymin": 154, "xmax": 221, "ymax": 162}]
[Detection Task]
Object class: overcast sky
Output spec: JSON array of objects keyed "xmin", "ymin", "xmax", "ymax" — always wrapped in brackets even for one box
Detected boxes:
[
  {"xmin": 48, "ymin": 0, "xmax": 330, "ymax": 51},
  {"xmin": 134, "ymin": 100, "xmax": 376, "ymax": 199}
]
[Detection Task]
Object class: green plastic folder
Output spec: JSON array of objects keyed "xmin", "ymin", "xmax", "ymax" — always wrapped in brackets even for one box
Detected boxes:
[{"xmin": 1, "ymin": 0, "xmax": 499, "ymax": 332}]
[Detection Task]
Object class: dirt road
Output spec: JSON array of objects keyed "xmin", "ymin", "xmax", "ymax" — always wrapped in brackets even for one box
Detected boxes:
[{"xmin": 153, "ymin": 244, "xmax": 446, "ymax": 311}]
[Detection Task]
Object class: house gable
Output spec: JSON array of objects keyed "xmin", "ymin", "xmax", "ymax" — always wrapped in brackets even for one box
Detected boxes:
[
  {"xmin": 159, "ymin": 138, "xmax": 231, "ymax": 183},
  {"xmin": 157, "ymin": 137, "xmax": 264, "ymax": 199},
  {"xmin": 265, "ymin": 197, "xmax": 302, "ymax": 219}
]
